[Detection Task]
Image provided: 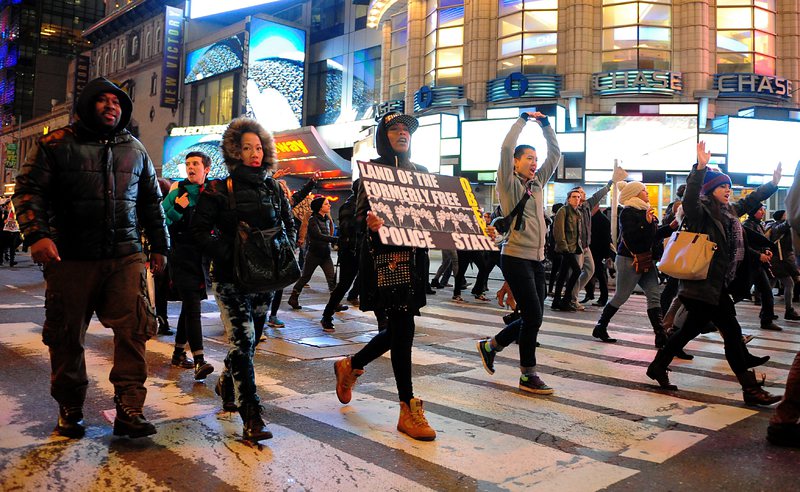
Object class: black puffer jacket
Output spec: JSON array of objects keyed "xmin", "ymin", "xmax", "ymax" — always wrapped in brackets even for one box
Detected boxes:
[
  {"xmin": 192, "ymin": 165, "xmax": 295, "ymax": 284},
  {"xmin": 306, "ymin": 212, "xmax": 336, "ymax": 257},
  {"xmin": 12, "ymin": 77, "xmax": 168, "ymax": 260}
]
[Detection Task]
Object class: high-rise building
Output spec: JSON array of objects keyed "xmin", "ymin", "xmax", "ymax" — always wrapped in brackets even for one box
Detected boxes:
[{"xmin": 0, "ymin": 0, "xmax": 104, "ymax": 128}]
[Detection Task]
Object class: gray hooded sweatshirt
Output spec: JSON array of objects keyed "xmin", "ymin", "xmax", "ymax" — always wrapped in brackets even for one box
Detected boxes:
[{"xmin": 497, "ymin": 116, "xmax": 561, "ymax": 261}]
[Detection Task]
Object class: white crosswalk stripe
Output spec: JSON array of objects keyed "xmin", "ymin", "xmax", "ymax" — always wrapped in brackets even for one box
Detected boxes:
[{"xmin": 0, "ymin": 285, "xmax": 794, "ymax": 491}]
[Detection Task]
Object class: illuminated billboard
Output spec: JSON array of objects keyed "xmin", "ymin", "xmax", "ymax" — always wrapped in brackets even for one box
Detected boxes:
[
  {"xmin": 727, "ymin": 117, "xmax": 800, "ymax": 178},
  {"xmin": 185, "ymin": 34, "xmax": 245, "ymax": 84},
  {"xmin": 585, "ymin": 115, "xmax": 697, "ymax": 171},
  {"xmin": 189, "ymin": 0, "xmax": 282, "ymax": 19},
  {"xmin": 247, "ymin": 17, "xmax": 306, "ymax": 132},
  {"xmin": 162, "ymin": 127, "xmax": 227, "ymax": 180}
]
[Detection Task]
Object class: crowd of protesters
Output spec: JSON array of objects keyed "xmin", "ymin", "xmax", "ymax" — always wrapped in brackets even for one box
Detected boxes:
[{"xmin": 9, "ymin": 77, "xmax": 799, "ymax": 449}]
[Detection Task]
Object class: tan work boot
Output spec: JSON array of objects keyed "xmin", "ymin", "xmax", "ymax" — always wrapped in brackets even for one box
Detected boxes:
[
  {"xmin": 334, "ymin": 356, "xmax": 364, "ymax": 404},
  {"xmin": 397, "ymin": 398, "xmax": 436, "ymax": 441}
]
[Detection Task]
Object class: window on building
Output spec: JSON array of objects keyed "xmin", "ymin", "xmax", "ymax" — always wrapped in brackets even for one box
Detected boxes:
[
  {"xmin": 190, "ymin": 73, "xmax": 238, "ymax": 126},
  {"xmin": 145, "ymin": 31, "xmax": 152, "ymax": 59},
  {"xmin": 112, "ymin": 49, "xmax": 117, "ymax": 72},
  {"xmin": 307, "ymin": 57, "xmax": 344, "ymax": 126},
  {"xmin": 601, "ymin": 0, "xmax": 672, "ymax": 71},
  {"xmin": 120, "ymin": 43, "xmax": 126, "ymax": 69},
  {"xmin": 389, "ymin": 11, "xmax": 408, "ymax": 101},
  {"xmin": 150, "ymin": 72, "xmax": 158, "ymax": 96},
  {"xmin": 103, "ymin": 52, "xmax": 109, "ymax": 75},
  {"xmin": 311, "ymin": 0, "xmax": 345, "ymax": 43},
  {"xmin": 424, "ymin": 0, "xmax": 464, "ymax": 87},
  {"xmin": 716, "ymin": 0, "xmax": 776, "ymax": 75},
  {"xmin": 155, "ymin": 26, "xmax": 162, "ymax": 54},
  {"xmin": 496, "ymin": 0, "xmax": 558, "ymax": 77},
  {"xmin": 353, "ymin": 46, "xmax": 381, "ymax": 119}
]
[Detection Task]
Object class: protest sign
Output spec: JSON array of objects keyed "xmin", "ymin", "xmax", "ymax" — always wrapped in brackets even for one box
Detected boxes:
[{"xmin": 359, "ymin": 161, "xmax": 498, "ymax": 251}]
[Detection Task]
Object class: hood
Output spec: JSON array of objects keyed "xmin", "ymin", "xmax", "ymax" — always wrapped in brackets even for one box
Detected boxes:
[
  {"xmin": 220, "ymin": 117, "xmax": 277, "ymax": 172},
  {"xmin": 374, "ymin": 112, "xmax": 418, "ymax": 163},
  {"xmin": 75, "ymin": 77, "xmax": 133, "ymax": 135}
]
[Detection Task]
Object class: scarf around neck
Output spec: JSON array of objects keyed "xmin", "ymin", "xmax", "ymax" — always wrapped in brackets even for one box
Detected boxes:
[{"xmin": 623, "ymin": 197, "xmax": 650, "ymax": 211}]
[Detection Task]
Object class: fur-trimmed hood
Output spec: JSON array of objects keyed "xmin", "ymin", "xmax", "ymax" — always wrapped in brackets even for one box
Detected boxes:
[{"xmin": 220, "ymin": 117, "xmax": 277, "ymax": 172}]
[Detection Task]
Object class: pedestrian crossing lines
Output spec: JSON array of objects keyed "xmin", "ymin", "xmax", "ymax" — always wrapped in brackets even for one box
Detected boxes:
[{"xmin": 0, "ymin": 293, "xmax": 793, "ymax": 492}]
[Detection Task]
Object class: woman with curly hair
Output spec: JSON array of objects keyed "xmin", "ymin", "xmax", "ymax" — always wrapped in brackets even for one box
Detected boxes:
[{"xmin": 192, "ymin": 117, "xmax": 295, "ymax": 442}]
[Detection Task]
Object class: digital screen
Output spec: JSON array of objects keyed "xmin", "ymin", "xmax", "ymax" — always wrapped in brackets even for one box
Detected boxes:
[
  {"xmin": 585, "ymin": 115, "xmax": 697, "ymax": 171},
  {"xmin": 189, "ymin": 0, "xmax": 282, "ymax": 19},
  {"xmin": 461, "ymin": 118, "xmax": 551, "ymax": 172},
  {"xmin": 411, "ymin": 124, "xmax": 441, "ymax": 174},
  {"xmin": 247, "ymin": 18, "xmax": 306, "ymax": 132},
  {"xmin": 185, "ymin": 34, "xmax": 244, "ymax": 84},
  {"xmin": 727, "ymin": 117, "xmax": 800, "ymax": 177},
  {"xmin": 162, "ymin": 134, "xmax": 228, "ymax": 180}
]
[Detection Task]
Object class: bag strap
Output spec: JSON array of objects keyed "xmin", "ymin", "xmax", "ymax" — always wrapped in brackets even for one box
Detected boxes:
[
  {"xmin": 507, "ymin": 192, "xmax": 531, "ymax": 231},
  {"xmin": 226, "ymin": 177, "xmax": 236, "ymax": 210}
]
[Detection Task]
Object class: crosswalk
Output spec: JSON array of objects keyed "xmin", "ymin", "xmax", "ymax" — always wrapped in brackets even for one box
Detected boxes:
[{"xmin": 0, "ymin": 292, "xmax": 795, "ymax": 491}]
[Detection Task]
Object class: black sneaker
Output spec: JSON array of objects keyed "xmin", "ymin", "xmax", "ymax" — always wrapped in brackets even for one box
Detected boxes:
[
  {"xmin": 113, "ymin": 396, "xmax": 156, "ymax": 438},
  {"xmin": 194, "ymin": 361, "xmax": 214, "ymax": 381},
  {"xmin": 171, "ymin": 352, "xmax": 194, "ymax": 369},
  {"xmin": 335, "ymin": 305, "xmax": 349, "ymax": 312},
  {"xmin": 760, "ymin": 322, "xmax": 783, "ymax": 331},
  {"xmin": 215, "ymin": 372, "xmax": 237, "ymax": 412},
  {"xmin": 321, "ymin": 317, "xmax": 335, "ymax": 333},
  {"xmin": 476, "ymin": 338, "xmax": 496, "ymax": 375},
  {"xmin": 55, "ymin": 405, "xmax": 85, "ymax": 439},
  {"xmin": 519, "ymin": 375, "xmax": 554, "ymax": 395},
  {"xmin": 157, "ymin": 316, "xmax": 174, "ymax": 336}
]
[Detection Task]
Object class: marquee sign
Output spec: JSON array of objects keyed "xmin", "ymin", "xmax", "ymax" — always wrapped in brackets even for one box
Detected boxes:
[{"xmin": 592, "ymin": 70, "xmax": 682, "ymax": 96}]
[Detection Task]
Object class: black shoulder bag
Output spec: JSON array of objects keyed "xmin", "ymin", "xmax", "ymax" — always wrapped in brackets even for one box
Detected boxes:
[
  {"xmin": 494, "ymin": 191, "xmax": 530, "ymax": 234},
  {"xmin": 227, "ymin": 178, "xmax": 300, "ymax": 293}
]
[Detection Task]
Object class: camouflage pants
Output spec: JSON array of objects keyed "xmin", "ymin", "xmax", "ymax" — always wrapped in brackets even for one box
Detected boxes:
[{"xmin": 212, "ymin": 283, "xmax": 272, "ymax": 406}]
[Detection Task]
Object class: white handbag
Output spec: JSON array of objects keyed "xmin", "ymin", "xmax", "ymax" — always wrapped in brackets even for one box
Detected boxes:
[{"xmin": 657, "ymin": 231, "xmax": 717, "ymax": 280}]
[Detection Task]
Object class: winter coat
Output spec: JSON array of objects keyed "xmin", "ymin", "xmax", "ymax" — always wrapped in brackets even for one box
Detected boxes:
[
  {"xmin": 767, "ymin": 221, "xmax": 799, "ymax": 278},
  {"xmin": 678, "ymin": 165, "xmax": 777, "ymax": 305},
  {"xmin": 306, "ymin": 212, "xmax": 336, "ymax": 257},
  {"xmin": 553, "ymin": 205, "xmax": 581, "ymax": 254},
  {"xmin": 12, "ymin": 77, "xmax": 168, "ymax": 260},
  {"xmin": 617, "ymin": 207, "xmax": 672, "ymax": 258},
  {"xmin": 192, "ymin": 163, "xmax": 295, "ymax": 286},
  {"xmin": 589, "ymin": 210, "xmax": 612, "ymax": 260},
  {"xmin": 162, "ymin": 179, "xmax": 208, "ymax": 294},
  {"xmin": 337, "ymin": 192, "xmax": 359, "ymax": 252}
]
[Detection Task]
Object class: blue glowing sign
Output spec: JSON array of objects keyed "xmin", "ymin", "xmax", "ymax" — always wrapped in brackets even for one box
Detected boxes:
[
  {"xmin": 246, "ymin": 17, "xmax": 306, "ymax": 131},
  {"xmin": 185, "ymin": 34, "xmax": 244, "ymax": 84}
]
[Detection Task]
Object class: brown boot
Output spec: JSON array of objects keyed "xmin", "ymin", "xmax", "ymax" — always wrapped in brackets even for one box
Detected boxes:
[
  {"xmin": 288, "ymin": 291, "xmax": 302, "ymax": 310},
  {"xmin": 397, "ymin": 398, "xmax": 436, "ymax": 441},
  {"xmin": 334, "ymin": 357, "xmax": 364, "ymax": 404}
]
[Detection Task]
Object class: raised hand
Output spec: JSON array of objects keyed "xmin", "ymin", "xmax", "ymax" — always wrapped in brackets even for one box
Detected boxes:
[
  {"xmin": 697, "ymin": 141, "xmax": 710, "ymax": 170},
  {"xmin": 366, "ymin": 210, "xmax": 384, "ymax": 232},
  {"xmin": 272, "ymin": 168, "xmax": 290, "ymax": 179},
  {"xmin": 772, "ymin": 162, "xmax": 782, "ymax": 185}
]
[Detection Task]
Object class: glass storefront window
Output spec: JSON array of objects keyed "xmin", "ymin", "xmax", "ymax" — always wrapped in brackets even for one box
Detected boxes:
[
  {"xmin": 438, "ymin": 26, "xmax": 463, "ymax": 47},
  {"xmin": 717, "ymin": 2, "xmax": 776, "ymax": 75},
  {"xmin": 602, "ymin": 1, "xmax": 671, "ymax": 71},
  {"xmin": 425, "ymin": 1, "xmax": 464, "ymax": 87},
  {"xmin": 389, "ymin": 11, "xmax": 407, "ymax": 101},
  {"xmin": 497, "ymin": 0, "xmax": 557, "ymax": 77}
]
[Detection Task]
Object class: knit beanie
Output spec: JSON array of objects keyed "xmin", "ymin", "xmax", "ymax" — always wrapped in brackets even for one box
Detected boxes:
[
  {"xmin": 618, "ymin": 181, "xmax": 646, "ymax": 205},
  {"xmin": 310, "ymin": 196, "xmax": 326, "ymax": 214},
  {"xmin": 748, "ymin": 202, "xmax": 764, "ymax": 218},
  {"xmin": 701, "ymin": 168, "xmax": 732, "ymax": 195},
  {"xmin": 774, "ymin": 209, "xmax": 786, "ymax": 222}
]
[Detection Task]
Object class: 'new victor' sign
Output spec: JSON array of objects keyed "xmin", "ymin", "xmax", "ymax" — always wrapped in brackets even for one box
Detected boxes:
[{"xmin": 359, "ymin": 161, "xmax": 498, "ymax": 251}]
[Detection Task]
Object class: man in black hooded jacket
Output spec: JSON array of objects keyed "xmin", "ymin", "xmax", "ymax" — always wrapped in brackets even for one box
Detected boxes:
[{"xmin": 13, "ymin": 77, "xmax": 169, "ymax": 439}]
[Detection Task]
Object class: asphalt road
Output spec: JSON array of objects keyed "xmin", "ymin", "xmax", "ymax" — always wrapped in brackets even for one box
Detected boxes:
[{"xmin": 0, "ymin": 251, "xmax": 798, "ymax": 491}]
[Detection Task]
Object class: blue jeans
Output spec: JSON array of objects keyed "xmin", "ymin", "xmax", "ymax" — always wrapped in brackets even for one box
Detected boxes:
[{"xmin": 494, "ymin": 255, "xmax": 546, "ymax": 369}]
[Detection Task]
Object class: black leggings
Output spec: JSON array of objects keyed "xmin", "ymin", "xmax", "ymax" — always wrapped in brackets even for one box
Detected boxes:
[
  {"xmin": 175, "ymin": 290, "xmax": 204, "ymax": 354},
  {"xmin": 351, "ymin": 311, "xmax": 415, "ymax": 403}
]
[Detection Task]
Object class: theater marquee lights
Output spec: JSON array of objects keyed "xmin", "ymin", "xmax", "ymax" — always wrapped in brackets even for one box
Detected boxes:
[{"xmin": 366, "ymin": 0, "xmax": 401, "ymax": 29}]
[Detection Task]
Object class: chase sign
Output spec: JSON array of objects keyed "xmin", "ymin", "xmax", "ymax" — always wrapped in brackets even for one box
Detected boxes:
[
  {"xmin": 714, "ymin": 73, "xmax": 792, "ymax": 102},
  {"xmin": 592, "ymin": 70, "xmax": 682, "ymax": 96}
]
